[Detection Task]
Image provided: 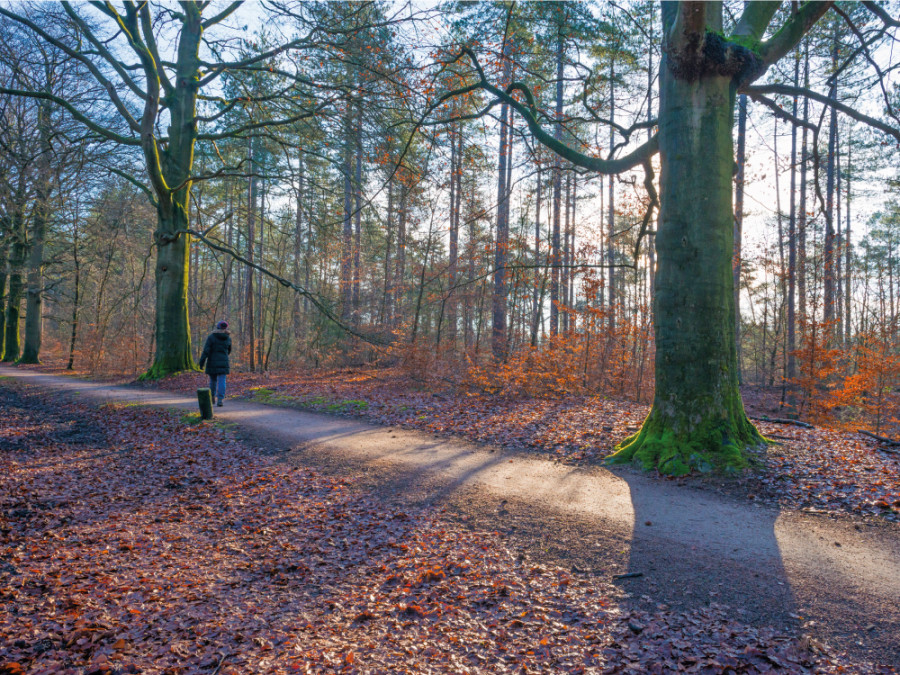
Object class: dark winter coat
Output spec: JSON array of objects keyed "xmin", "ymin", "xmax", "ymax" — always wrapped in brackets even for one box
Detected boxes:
[{"xmin": 199, "ymin": 330, "xmax": 231, "ymax": 375}]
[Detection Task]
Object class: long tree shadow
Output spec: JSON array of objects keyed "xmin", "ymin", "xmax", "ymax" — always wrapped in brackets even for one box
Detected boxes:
[{"xmin": 605, "ymin": 466, "xmax": 796, "ymax": 629}]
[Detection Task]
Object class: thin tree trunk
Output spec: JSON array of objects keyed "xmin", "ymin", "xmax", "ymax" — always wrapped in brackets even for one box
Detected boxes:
[
  {"xmin": 492, "ymin": 52, "xmax": 513, "ymax": 360},
  {"xmin": 608, "ymin": 59, "xmax": 617, "ymax": 326},
  {"xmin": 21, "ymin": 99, "xmax": 52, "ymax": 364},
  {"xmin": 448, "ymin": 122, "xmax": 459, "ymax": 346},
  {"xmin": 257, "ymin": 181, "xmax": 265, "ymax": 370},
  {"xmin": 734, "ymin": 94, "xmax": 748, "ymax": 384},
  {"xmin": 785, "ymin": 46, "xmax": 799, "ymax": 408},
  {"xmin": 823, "ymin": 26, "xmax": 838, "ymax": 332},
  {"xmin": 293, "ymin": 156, "xmax": 305, "ymax": 341},
  {"xmin": 845, "ymin": 132, "xmax": 852, "ymax": 347},
  {"xmin": 550, "ymin": 22, "xmax": 564, "ymax": 338},
  {"xmin": 67, "ymin": 216, "xmax": 81, "ymax": 370},
  {"xmin": 353, "ymin": 103, "xmax": 363, "ymax": 323},
  {"xmin": 562, "ymin": 169, "xmax": 571, "ymax": 334},
  {"xmin": 394, "ymin": 185, "xmax": 407, "ymax": 325},
  {"xmin": 381, "ymin": 178, "xmax": 394, "ymax": 327},
  {"xmin": 341, "ymin": 104, "xmax": 354, "ymax": 322},
  {"xmin": 531, "ymin": 160, "xmax": 542, "ymax": 346},
  {"xmin": 799, "ymin": 41, "xmax": 809, "ymax": 328},
  {"xmin": 246, "ymin": 134, "xmax": 257, "ymax": 371},
  {"xmin": 570, "ymin": 173, "xmax": 577, "ymax": 331}
]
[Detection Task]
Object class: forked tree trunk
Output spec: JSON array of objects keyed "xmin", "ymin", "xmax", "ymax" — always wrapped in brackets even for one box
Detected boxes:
[
  {"xmin": 610, "ymin": 61, "xmax": 763, "ymax": 475},
  {"xmin": 141, "ymin": 5, "xmax": 204, "ymax": 378}
]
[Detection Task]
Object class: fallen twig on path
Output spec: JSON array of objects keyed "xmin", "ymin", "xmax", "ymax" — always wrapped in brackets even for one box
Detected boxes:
[
  {"xmin": 858, "ymin": 430, "xmax": 900, "ymax": 453},
  {"xmin": 751, "ymin": 415, "xmax": 814, "ymax": 429}
]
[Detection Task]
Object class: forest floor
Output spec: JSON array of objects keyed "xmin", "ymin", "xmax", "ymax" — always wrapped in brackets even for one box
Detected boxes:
[{"xmin": 0, "ymin": 365, "xmax": 899, "ymax": 673}]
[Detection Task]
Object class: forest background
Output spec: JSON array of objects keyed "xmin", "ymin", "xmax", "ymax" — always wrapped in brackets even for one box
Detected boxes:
[{"xmin": 1, "ymin": 0, "xmax": 898, "ymax": 444}]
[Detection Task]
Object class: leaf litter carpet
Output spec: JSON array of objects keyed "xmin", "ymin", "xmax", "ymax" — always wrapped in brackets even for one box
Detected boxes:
[{"xmin": 0, "ymin": 383, "xmax": 893, "ymax": 674}]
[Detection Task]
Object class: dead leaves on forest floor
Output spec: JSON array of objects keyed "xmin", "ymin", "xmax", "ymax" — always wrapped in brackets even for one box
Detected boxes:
[
  {"xmin": 1, "ymin": 383, "xmax": 893, "ymax": 674},
  {"xmin": 146, "ymin": 368, "xmax": 900, "ymax": 523}
]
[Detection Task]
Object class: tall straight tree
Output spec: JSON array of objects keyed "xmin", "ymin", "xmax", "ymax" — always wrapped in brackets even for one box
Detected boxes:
[
  {"xmin": 550, "ymin": 10, "xmax": 565, "ymax": 338},
  {"xmin": 734, "ymin": 94, "xmax": 748, "ymax": 383},
  {"xmin": 491, "ymin": 47, "xmax": 513, "ymax": 360},
  {"xmin": 824, "ymin": 20, "xmax": 839, "ymax": 331}
]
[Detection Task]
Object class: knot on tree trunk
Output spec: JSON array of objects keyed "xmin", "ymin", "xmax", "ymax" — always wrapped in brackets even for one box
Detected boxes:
[
  {"xmin": 668, "ymin": 31, "xmax": 763, "ymax": 86},
  {"xmin": 154, "ymin": 230, "xmax": 182, "ymax": 246}
]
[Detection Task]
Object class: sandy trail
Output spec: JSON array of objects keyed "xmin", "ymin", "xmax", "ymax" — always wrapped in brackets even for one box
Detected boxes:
[{"xmin": 2, "ymin": 366, "xmax": 898, "ymax": 665}]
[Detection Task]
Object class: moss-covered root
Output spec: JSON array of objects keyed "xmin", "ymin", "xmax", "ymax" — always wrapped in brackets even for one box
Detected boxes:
[
  {"xmin": 138, "ymin": 360, "xmax": 199, "ymax": 381},
  {"xmin": 607, "ymin": 413, "xmax": 766, "ymax": 476}
]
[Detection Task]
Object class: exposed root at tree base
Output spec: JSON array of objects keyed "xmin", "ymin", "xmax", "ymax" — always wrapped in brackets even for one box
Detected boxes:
[
  {"xmin": 607, "ymin": 413, "xmax": 766, "ymax": 476},
  {"xmin": 139, "ymin": 360, "xmax": 199, "ymax": 381}
]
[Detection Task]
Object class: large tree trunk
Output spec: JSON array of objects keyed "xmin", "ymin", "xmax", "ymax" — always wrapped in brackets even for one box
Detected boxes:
[
  {"xmin": 610, "ymin": 61, "xmax": 763, "ymax": 475},
  {"xmin": 143, "ymin": 6, "xmax": 203, "ymax": 378},
  {"xmin": 155, "ymin": 207, "xmax": 194, "ymax": 379},
  {"xmin": 146, "ymin": 206, "xmax": 194, "ymax": 376}
]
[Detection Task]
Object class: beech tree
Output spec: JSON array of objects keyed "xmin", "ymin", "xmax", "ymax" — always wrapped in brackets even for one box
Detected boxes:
[
  {"xmin": 433, "ymin": 1, "xmax": 900, "ymax": 474},
  {"xmin": 0, "ymin": 2, "xmax": 339, "ymax": 377}
]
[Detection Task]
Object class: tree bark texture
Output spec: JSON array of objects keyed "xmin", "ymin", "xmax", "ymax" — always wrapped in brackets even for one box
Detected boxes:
[
  {"xmin": 610, "ymin": 41, "xmax": 763, "ymax": 475},
  {"xmin": 143, "ymin": 5, "xmax": 204, "ymax": 378}
]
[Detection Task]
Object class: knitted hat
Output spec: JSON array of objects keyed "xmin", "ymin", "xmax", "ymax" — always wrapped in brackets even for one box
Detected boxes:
[{"xmin": 216, "ymin": 320, "xmax": 228, "ymax": 330}]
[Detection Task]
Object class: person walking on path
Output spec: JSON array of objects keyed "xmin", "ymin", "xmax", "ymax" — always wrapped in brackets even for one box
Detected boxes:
[{"xmin": 199, "ymin": 320, "xmax": 231, "ymax": 406}]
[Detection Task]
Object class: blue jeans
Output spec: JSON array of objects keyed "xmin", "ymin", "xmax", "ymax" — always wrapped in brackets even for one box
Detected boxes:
[{"xmin": 208, "ymin": 374, "xmax": 226, "ymax": 401}]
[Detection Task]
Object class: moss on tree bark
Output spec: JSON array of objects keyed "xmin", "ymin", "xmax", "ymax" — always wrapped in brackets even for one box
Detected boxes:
[{"xmin": 608, "ymin": 52, "xmax": 765, "ymax": 476}]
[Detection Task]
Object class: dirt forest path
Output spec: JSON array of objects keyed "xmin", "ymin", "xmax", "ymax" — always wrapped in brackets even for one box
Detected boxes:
[{"xmin": 2, "ymin": 365, "xmax": 899, "ymax": 665}]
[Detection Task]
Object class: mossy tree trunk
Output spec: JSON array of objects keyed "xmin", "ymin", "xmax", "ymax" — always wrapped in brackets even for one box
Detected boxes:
[
  {"xmin": 145, "ymin": 208, "xmax": 195, "ymax": 378},
  {"xmin": 141, "ymin": 6, "xmax": 203, "ymax": 379},
  {"xmin": 608, "ymin": 5, "xmax": 771, "ymax": 475}
]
